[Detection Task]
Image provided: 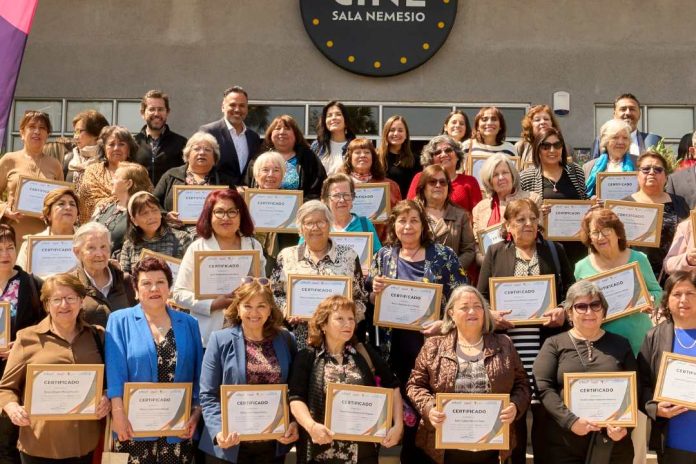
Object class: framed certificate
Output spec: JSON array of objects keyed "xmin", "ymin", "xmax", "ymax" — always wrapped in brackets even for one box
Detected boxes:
[
  {"xmin": 193, "ymin": 250, "xmax": 261, "ymax": 299},
  {"xmin": 172, "ymin": 185, "xmax": 227, "ymax": 224},
  {"xmin": 604, "ymin": 200, "xmax": 664, "ymax": 248},
  {"xmin": 374, "ymin": 278, "xmax": 442, "ymax": 331},
  {"xmin": 124, "ymin": 382, "xmax": 192, "ymax": 437},
  {"xmin": 466, "ymin": 154, "xmax": 520, "ymax": 189},
  {"xmin": 584, "ymin": 262, "xmax": 651, "ymax": 322},
  {"xmin": 24, "ymin": 364, "xmax": 104, "ymax": 420},
  {"xmin": 542, "ymin": 200, "xmax": 593, "ymax": 241},
  {"xmin": 596, "ymin": 172, "xmax": 639, "ymax": 200},
  {"xmin": 286, "ymin": 275, "xmax": 352, "ymax": 319},
  {"xmin": 653, "ymin": 352, "xmax": 696, "ymax": 409},
  {"xmin": 244, "ymin": 189, "xmax": 302, "ymax": 232},
  {"xmin": 435, "ymin": 393, "xmax": 510, "ymax": 451},
  {"xmin": 0, "ymin": 302, "xmax": 10, "ymax": 349},
  {"xmin": 488, "ymin": 275, "xmax": 557, "ymax": 325},
  {"xmin": 325, "ymin": 383, "xmax": 393, "ymax": 443},
  {"xmin": 563, "ymin": 372, "xmax": 638, "ymax": 427},
  {"xmin": 221, "ymin": 384, "xmax": 289, "ymax": 440},
  {"xmin": 691, "ymin": 210, "xmax": 696, "ymax": 243},
  {"xmin": 14, "ymin": 176, "xmax": 73, "ymax": 218},
  {"xmin": 476, "ymin": 223, "xmax": 504, "ymax": 255},
  {"xmin": 329, "ymin": 232, "xmax": 373, "ymax": 272},
  {"xmin": 352, "ymin": 183, "xmax": 391, "ymax": 223},
  {"xmin": 25, "ymin": 235, "xmax": 77, "ymax": 278},
  {"xmin": 139, "ymin": 249, "xmax": 181, "ymax": 282}
]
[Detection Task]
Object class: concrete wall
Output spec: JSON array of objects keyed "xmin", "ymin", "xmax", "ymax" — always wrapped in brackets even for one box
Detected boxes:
[{"xmin": 14, "ymin": 0, "xmax": 696, "ymax": 148}]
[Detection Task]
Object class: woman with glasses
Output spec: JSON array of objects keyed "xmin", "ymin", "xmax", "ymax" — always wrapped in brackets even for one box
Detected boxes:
[
  {"xmin": 377, "ymin": 115, "xmax": 420, "ymax": 198},
  {"xmin": 583, "ymin": 119, "xmax": 637, "ymax": 198},
  {"xmin": 533, "ymin": 281, "xmax": 637, "ymax": 464},
  {"xmin": 172, "ymin": 189, "xmax": 265, "ymax": 345},
  {"xmin": 622, "ymin": 151, "xmax": 689, "ymax": 280}
]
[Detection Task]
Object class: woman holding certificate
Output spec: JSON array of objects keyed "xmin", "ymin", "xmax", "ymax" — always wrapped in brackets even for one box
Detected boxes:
[
  {"xmin": 533, "ymin": 280, "xmax": 637, "ymax": 464},
  {"xmin": 377, "ymin": 115, "xmax": 420, "ymax": 198},
  {"xmin": 199, "ymin": 279, "xmax": 299, "ymax": 463},
  {"xmin": 0, "ymin": 273, "xmax": 110, "ymax": 463},
  {"xmin": 289, "ymin": 295, "xmax": 403, "ymax": 464},
  {"xmin": 106, "ymin": 256, "xmax": 203, "ymax": 464},
  {"xmin": 172, "ymin": 189, "xmax": 265, "ymax": 345},
  {"xmin": 583, "ymin": 119, "xmax": 637, "ymax": 198},
  {"xmin": 406, "ymin": 285, "xmax": 531, "ymax": 464},
  {"xmin": 638, "ymin": 271, "xmax": 696, "ymax": 462}
]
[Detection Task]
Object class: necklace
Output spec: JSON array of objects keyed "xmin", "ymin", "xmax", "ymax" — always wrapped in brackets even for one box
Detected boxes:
[
  {"xmin": 674, "ymin": 329, "xmax": 696, "ymax": 350},
  {"xmin": 545, "ymin": 176, "xmax": 559, "ymax": 193},
  {"xmin": 569, "ymin": 332, "xmax": 596, "ymax": 364},
  {"xmin": 400, "ymin": 246, "xmax": 423, "ymax": 260},
  {"xmin": 458, "ymin": 336, "xmax": 484, "ymax": 348}
]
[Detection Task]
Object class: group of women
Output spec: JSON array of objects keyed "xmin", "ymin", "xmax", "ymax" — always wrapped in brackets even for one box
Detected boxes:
[{"xmin": 0, "ymin": 104, "xmax": 692, "ymax": 464}]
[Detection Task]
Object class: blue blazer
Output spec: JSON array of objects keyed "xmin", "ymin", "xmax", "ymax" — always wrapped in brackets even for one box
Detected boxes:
[
  {"xmin": 198, "ymin": 325, "xmax": 297, "ymax": 462},
  {"xmin": 105, "ymin": 304, "xmax": 204, "ymax": 443}
]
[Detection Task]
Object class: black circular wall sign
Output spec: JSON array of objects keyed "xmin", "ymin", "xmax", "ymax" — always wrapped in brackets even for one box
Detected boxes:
[{"xmin": 300, "ymin": 0, "xmax": 458, "ymax": 77}]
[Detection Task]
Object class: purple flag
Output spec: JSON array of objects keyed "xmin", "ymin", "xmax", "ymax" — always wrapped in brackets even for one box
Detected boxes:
[{"xmin": 0, "ymin": 0, "xmax": 38, "ymax": 150}]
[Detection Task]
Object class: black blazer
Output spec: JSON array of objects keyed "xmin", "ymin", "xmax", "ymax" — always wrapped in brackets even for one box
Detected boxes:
[
  {"xmin": 133, "ymin": 124, "xmax": 187, "ymax": 186},
  {"xmin": 666, "ymin": 167, "xmax": 696, "ymax": 210},
  {"xmin": 198, "ymin": 119, "xmax": 261, "ymax": 185}
]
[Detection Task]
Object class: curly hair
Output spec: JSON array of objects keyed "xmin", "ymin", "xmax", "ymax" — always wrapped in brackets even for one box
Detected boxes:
[{"xmin": 307, "ymin": 295, "xmax": 358, "ymax": 348}]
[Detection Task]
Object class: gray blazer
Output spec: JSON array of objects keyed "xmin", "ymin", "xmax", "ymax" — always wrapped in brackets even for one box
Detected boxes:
[{"xmin": 666, "ymin": 166, "xmax": 696, "ymax": 209}]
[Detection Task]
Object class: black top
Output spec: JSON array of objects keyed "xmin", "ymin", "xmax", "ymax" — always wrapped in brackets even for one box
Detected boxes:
[
  {"xmin": 542, "ymin": 170, "xmax": 580, "ymax": 200},
  {"xmin": 133, "ymin": 124, "xmax": 187, "ymax": 186},
  {"xmin": 386, "ymin": 151, "xmax": 420, "ymax": 198}
]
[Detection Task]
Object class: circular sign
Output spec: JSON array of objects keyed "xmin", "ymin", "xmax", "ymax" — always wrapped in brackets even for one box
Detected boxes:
[{"xmin": 300, "ymin": 0, "xmax": 458, "ymax": 77}]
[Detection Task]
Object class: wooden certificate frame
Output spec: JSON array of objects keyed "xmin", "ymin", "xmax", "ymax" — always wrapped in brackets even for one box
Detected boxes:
[
  {"xmin": 596, "ymin": 172, "xmax": 639, "ymax": 200},
  {"xmin": 139, "ymin": 248, "xmax": 182, "ymax": 268},
  {"xmin": 25, "ymin": 235, "xmax": 77, "ymax": 277},
  {"xmin": 286, "ymin": 274, "xmax": 352, "ymax": 320},
  {"xmin": 123, "ymin": 382, "xmax": 192, "ymax": 437},
  {"xmin": 604, "ymin": 200, "xmax": 664, "ymax": 248},
  {"xmin": 329, "ymin": 231, "xmax": 374, "ymax": 272},
  {"xmin": 352, "ymin": 182, "xmax": 391, "ymax": 223},
  {"xmin": 542, "ymin": 199, "xmax": 593, "ymax": 241},
  {"xmin": 466, "ymin": 155, "xmax": 520, "ymax": 190},
  {"xmin": 14, "ymin": 176, "xmax": 73, "ymax": 217},
  {"xmin": 435, "ymin": 393, "xmax": 510, "ymax": 451},
  {"xmin": 373, "ymin": 278, "xmax": 443, "ymax": 331},
  {"xmin": 172, "ymin": 185, "xmax": 227, "ymax": 224},
  {"xmin": 0, "ymin": 302, "xmax": 10, "ymax": 349},
  {"xmin": 691, "ymin": 210, "xmax": 696, "ymax": 245},
  {"xmin": 221, "ymin": 384, "xmax": 289, "ymax": 440},
  {"xmin": 488, "ymin": 275, "xmax": 557, "ymax": 325},
  {"xmin": 193, "ymin": 250, "xmax": 261, "ymax": 299},
  {"xmin": 244, "ymin": 189, "xmax": 303, "ymax": 232},
  {"xmin": 653, "ymin": 352, "xmax": 696, "ymax": 409},
  {"xmin": 584, "ymin": 261, "xmax": 651, "ymax": 322},
  {"xmin": 325, "ymin": 383, "xmax": 393, "ymax": 443},
  {"xmin": 476, "ymin": 223, "xmax": 504, "ymax": 255},
  {"xmin": 563, "ymin": 372, "xmax": 638, "ymax": 427},
  {"xmin": 24, "ymin": 364, "xmax": 104, "ymax": 420}
]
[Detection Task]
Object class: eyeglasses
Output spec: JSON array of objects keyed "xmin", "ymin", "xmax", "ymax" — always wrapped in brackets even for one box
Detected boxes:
[
  {"xmin": 240, "ymin": 276, "xmax": 271, "ymax": 286},
  {"xmin": 329, "ymin": 193, "xmax": 354, "ymax": 201},
  {"xmin": 589, "ymin": 228, "xmax": 614, "ymax": 239},
  {"xmin": 572, "ymin": 301, "xmax": 604, "ymax": 313},
  {"xmin": 302, "ymin": 220, "xmax": 329, "ymax": 229},
  {"xmin": 639, "ymin": 165, "xmax": 665, "ymax": 175},
  {"xmin": 213, "ymin": 209, "xmax": 239, "ymax": 219},
  {"xmin": 47, "ymin": 296, "xmax": 80, "ymax": 307},
  {"xmin": 433, "ymin": 147, "xmax": 454, "ymax": 157},
  {"xmin": 427, "ymin": 178, "xmax": 448, "ymax": 187},
  {"xmin": 540, "ymin": 141, "xmax": 563, "ymax": 150},
  {"xmin": 73, "ymin": 128, "xmax": 87, "ymax": 136}
]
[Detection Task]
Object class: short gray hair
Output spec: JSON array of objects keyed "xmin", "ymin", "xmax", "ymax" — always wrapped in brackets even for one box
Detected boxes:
[
  {"xmin": 252, "ymin": 151, "xmax": 286, "ymax": 182},
  {"xmin": 420, "ymin": 134, "xmax": 464, "ymax": 170},
  {"xmin": 182, "ymin": 131, "xmax": 220, "ymax": 163},
  {"xmin": 599, "ymin": 119, "xmax": 632, "ymax": 153},
  {"xmin": 561, "ymin": 281, "xmax": 609, "ymax": 318},
  {"xmin": 296, "ymin": 200, "xmax": 334, "ymax": 230},
  {"xmin": 441, "ymin": 285, "xmax": 495, "ymax": 334},
  {"xmin": 73, "ymin": 222, "xmax": 111, "ymax": 251},
  {"xmin": 479, "ymin": 153, "xmax": 520, "ymax": 197}
]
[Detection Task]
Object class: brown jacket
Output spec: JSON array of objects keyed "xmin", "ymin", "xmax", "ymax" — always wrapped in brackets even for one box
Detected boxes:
[
  {"xmin": 72, "ymin": 263, "xmax": 137, "ymax": 327},
  {"xmin": 427, "ymin": 203, "xmax": 476, "ymax": 269},
  {"xmin": 406, "ymin": 330, "xmax": 531, "ymax": 463}
]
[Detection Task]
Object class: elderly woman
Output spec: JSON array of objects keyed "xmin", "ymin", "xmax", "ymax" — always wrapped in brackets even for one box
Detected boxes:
[
  {"xmin": 414, "ymin": 164, "xmax": 475, "ymax": 270},
  {"xmin": 271, "ymin": 200, "xmax": 367, "ymax": 348},
  {"xmin": 92, "ymin": 161, "xmax": 154, "ymax": 258},
  {"xmin": 173, "ymin": 189, "xmax": 265, "ymax": 345},
  {"xmin": 440, "ymin": 110, "xmax": 471, "ymax": 145},
  {"xmin": 473, "ymin": 153, "xmax": 541, "ymax": 265},
  {"xmin": 289, "ymin": 295, "xmax": 403, "ymax": 464},
  {"xmin": 70, "ymin": 222, "xmax": 136, "ymax": 327},
  {"xmin": 622, "ymin": 151, "xmax": 689, "ymax": 279},
  {"xmin": 154, "ymin": 131, "xmax": 235, "ymax": 213},
  {"xmin": 0, "ymin": 273, "xmax": 110, "ymax": 463},
  {"xmin": 0, "ymin": 111, "xmax": 64, "ymax": 241},
  {"xmin": 119, "ymin": 191, "xmax": 192, "ymax": 274},
  {"xmin": 584, "ymin": 119, "xmax": 637, "ymax": 197},
  {"xmin": 515, "ymin": 104, "xmax": 564, "ymax": 167},
  {"xmin": 461, "ymin": 106, "xmax": 517, "ymax": 158},
  {"xmin": 407, "ymin": 285, "xmax": 531, "ymax": 464},
  {"xmin": 106, "ymin": 257, "xmax": 203, "ymax": 464},
  {"xmin": 407, "ymin": 135, "xmax": 482, "ymax": 213},
  {"xmin": 663, "ymin": 213, "xmax": 696, "ymax": 276},
  {"xmin": 638, "ymin": 271, "xmax": 696, "ymax": 462},
  {"xmin": 310, "ymin": 101, "xmax": 356, "ymax": 175},
  {"xmin": 245, "ymin": 115, "xmax": 326, "ymax": 200},
  {"xmin": 200, "ymin": 279, "xmax": 299, "ymax": 463},
  {"xmin": 533, "ymin": 281, "xmax": 637, "ymax": 464},
  {"xmin": 65, "ymin": 110, "xmax": 109, "ymax": 183},
  {"xmin": 77, "ymin": 125, "xmax": 138, "ymax": 222},
  {"xmin": 16, "ymin": 187, "xmax": 79, "ymax": 270},
  {"xmin": 377, "ymin": 115, "xmax": 420, "ymax": 198}
]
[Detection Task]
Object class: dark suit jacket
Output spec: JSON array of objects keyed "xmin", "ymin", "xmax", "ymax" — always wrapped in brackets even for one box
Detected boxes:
[
  {"xmin": 590, "ymin": 130, "xmax": 662, "ymax": 159},
  {"xmin": 133, "ymin": 124, "xmax": 187, "ymax": 186},
  {"xmin": 198, "ymin": 118, "xmax": 261, "ymax": 185},
  {"xmin": 666, "ymin": 166, "xmax": 696, "ymax": 209}
]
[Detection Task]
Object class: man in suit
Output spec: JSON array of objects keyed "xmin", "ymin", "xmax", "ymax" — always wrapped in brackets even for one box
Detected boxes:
[
  {"xmin": 667, "ymin": 131, "xmax": 696, "ymax": 208},
  {"xmin": 591, "ymin": 93, "xmax": 662, "ymax": 158},
  {"xmin": 199, "ymin": 86, "xmax": 261, "ymax": 185},
  {"xmin": 133, "ymin": 89, "xmax": 187, "ymax": 185}
]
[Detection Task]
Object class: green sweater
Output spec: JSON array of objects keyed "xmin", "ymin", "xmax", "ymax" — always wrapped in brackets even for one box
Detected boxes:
[{"xmin": 574, "ymin": 249, "xmax": 659, "ymax": 355}]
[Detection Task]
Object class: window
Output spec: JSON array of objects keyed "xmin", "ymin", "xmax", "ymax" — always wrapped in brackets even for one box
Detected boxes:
[{"xmin": 594, "ymin": 104, "xmax": 693, "ymax": 149}]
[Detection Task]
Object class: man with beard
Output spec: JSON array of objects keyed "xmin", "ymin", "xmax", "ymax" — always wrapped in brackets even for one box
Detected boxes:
[{"xmin": 133, "ymin": 89, "xmax": 187, "ymax": 184}]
